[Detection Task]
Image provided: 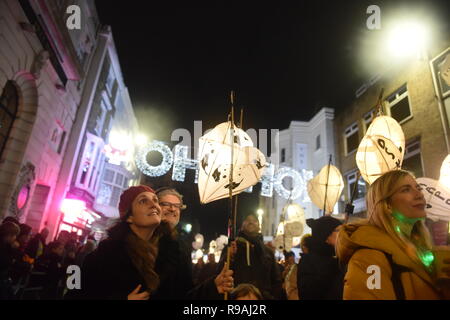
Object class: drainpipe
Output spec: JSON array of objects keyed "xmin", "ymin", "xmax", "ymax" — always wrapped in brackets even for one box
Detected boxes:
[{"xmin": 429, "ymin": 49, "xmax": 450, "ymax": 154}]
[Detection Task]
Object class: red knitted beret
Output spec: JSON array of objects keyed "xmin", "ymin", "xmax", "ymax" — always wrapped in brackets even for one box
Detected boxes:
[{"xmin": 118, "ymin": 185, "xmax": 155, "ymax": 219}]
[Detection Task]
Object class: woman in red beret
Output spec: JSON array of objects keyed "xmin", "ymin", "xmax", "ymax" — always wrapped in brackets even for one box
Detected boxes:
[{"xmin": 75, "ymin": 185, "xmax": 163, "ymax": 300}]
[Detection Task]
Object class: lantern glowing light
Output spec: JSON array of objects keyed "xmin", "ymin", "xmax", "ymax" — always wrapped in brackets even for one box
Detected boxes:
[
  {"xmin": 192, "ymin": 233, "xmax": 204, "ymax": 250},
  {"xmin": 439, "ymin": 155, "xmax": 450, "ymax": 190},
  {"xmin": 417, "ymin": 177, "xmax": 450, "ymax": 222},
  {"xmin": 197, "ymin": 121, "xmax": 266, "ymax": 204},
  {"xmin": 307, "ymin": 165, "xmax": 344, "ymax": 214},
  {"xmin": 356, "ymin": 116, "xmax": 405, "ymax": 184}
]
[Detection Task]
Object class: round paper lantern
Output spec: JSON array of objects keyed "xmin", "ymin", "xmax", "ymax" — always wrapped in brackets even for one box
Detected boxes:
[
  {"xmin": 283, "ymin": 203, "xmax": 306, "ymax": 237},
  {"xmin": 417, "ymin": 177, "xmax": 450, "ymax": 222},
  {"xmin": 192, "ymin": 233, "xmax": 204, "ymax": 250},
  {"xmin": 198, "ymin": 121, "xmax": 267, "ymax": 204},
  {"xmin": 439, "ymin": 154, "xmax": 450, "ymax": 190},
  {"xmin": 356, "ymin": 116, "xmax": 405, "ymax": 185},
  {"xmin": 307, "ymin": 164, "xmax": 344, "ymax": 214}
]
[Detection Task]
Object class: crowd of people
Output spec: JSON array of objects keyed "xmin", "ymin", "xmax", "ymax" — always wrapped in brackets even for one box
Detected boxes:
[{"xmin": 1, "ymin": 169, "xmax": 450, "ymax": 300}]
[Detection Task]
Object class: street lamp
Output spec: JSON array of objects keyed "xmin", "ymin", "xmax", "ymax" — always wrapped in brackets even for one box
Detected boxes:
[
  {"xmin": 386, "ymin": 20, "xmax": 429, "ymax": 59},
  {"xmin": 184, "ymin": 223, "xmax": 192, "ymax": 233}
]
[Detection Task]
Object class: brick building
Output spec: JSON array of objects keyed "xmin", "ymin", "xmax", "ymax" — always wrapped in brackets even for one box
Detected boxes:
[{"xmin": 334, "ymin": 43, "xmax": 450, "ymax": 243}]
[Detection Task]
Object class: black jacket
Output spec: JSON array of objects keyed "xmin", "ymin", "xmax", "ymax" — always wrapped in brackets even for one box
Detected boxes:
[
  {"xmin": 297, "ymin": 244, "xmax": 344, "ymax": 300},
  {"xmin": 153, "ymin": 234, "xmax": 194, "ymax": 299},
  {"xmin": 153, "ymin": 234, "xmax": 221, "ymax": 300},
  {"xmin": 0, "ymin": 242, "xmax": 16, "ymax": 299},
  {"xmin": 77, "ymin": 238, "xmax": 148, "ymax": 300},
  {"xmin": 218, "ymin": 232, "xmax": 282, "ymax": 300},
  {"xmin": 25, "ymin": 234, "xmax": 45, "ymax": 259}
]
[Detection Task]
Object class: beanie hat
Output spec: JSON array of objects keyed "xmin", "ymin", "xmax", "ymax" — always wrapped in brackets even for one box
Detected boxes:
[
  {"xmin": 306, "ymin": 216, "xmax": 342, "ymax": 243},
  {"xmin": 119, "ymin": 185, "xmax": 155, "ymax": 219}
]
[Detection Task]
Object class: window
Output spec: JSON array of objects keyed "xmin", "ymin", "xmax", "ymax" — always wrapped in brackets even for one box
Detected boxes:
[
  {"xmin": 97, "ymin": 167, "xmax": 129, "ymax": 208},
  {"xmin": 95, "ymin": 100, "xmax": 107, "ymax": 136},
  {"xmin": 104, "ymin": 169, "xmax": 115, "ymax": 183},
  {"xmin": 281, "ymin": 148, "xmax": 286, "ymax": 163},
  {"xmin": 402, "ymin": 138, "xmax": 423, "ymax": 177},
  {"xmin": 386, "ymin": 85, "xmax": 412, "ymax": 124},
  {"xmin": 346, "ymin": 171, "xmax": 366, "ymax": 201},
  {"xmin": 57, "ymin": 131, "xmax": 66, "ymax": 154},
  {"xmin": 0, "ymin": 81, "xmax": 18, "ymax": 157},
  {"xmin": 106, "ymin": 68, "xmax": 115, "ymax": 96},
  {"xmin": 316, "ymin": 135, "xmax": 321, "ymax": 150},
  {"xmin": 344, "ymin": 122, "xmax": 359, "ymax": 155},
  {"xmin": 115, "ymin": 173, "xmax": 124, "ymax": 186},
  {"xmin": 362, "ymin": 109, "xmax": 376, "ymax": 133},
  {"xmin": 110, "ymin": 186, "xmax": 121, "ymax": 207}
]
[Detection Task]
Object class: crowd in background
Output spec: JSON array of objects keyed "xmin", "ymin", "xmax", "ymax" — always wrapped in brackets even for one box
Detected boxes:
[
  {"xmin": 0, "ymin": 218, "xmax": 97, "ymax": 300},
  {"xmin": 1, "ymin": 170, "xmax": 450, "ymax": 300}
]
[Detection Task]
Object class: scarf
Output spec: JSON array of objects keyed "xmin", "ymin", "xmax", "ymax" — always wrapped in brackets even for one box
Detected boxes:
[
  {"xmin": 125, "ymin": 231, "xmax": 160, "ymax": 293},
  {"xmin": 392, "ymin": 210, "xmax": 435, "ymax": 271}
]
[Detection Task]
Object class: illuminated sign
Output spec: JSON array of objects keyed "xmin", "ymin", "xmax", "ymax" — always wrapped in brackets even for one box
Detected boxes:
[{"xmin": 136, "ymin": 140, "xmax": 313, "ymax": 201}]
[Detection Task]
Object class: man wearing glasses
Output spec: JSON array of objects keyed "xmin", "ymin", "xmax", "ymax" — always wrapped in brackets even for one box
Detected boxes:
[
  {"xmin": 157, "ymin": 188, "xmax": 187, "ymax": 230},
  {"xmin": 153, "ymin": 188, "xmax": 234, "ymax": 300}
]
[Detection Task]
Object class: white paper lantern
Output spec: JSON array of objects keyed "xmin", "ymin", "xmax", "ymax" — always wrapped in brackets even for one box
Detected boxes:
[
  {"xmin": 197, "ymin": 121, "xmax": 266, "ymax": 204},
  {"xmin": 307, "ymin": 164, "xmax": 344, "ymax": 214},
  {"xmin": 274, "ymin": 235, "xmax": 293, "ymax": 252},
  {"xmin": 417, "ymin": 177, "xmax": 450, "ymax": 222},
  {"xmin": 439, "ymin": 154, "xmax": 450, "ymax": 190},
  {"xmin": 283, "ymin": 203, "xmax": 306, "ymax": 237},
  {"xmin": 192, "ymin": 233, "xmax": 204, "ymax": 250},
  {"xmin": 209, "ymin": 240, "xmax": 217, "ymax": 254},
  {"xmin": 194, "ymin": 249, "xmax": 204, "ymax": 260},
  {"xmin": 215, "ymin": 235, "xmax": 228, "ymax": 251},
  {"xmin": 356, "ymin": 116, "xmax": 405, "ymax": 185}
]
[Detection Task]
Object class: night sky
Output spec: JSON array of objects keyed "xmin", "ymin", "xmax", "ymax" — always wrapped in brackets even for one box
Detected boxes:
[{"xmin": 94, "ymin": 0, "xmax": 449, "ymax": 243}]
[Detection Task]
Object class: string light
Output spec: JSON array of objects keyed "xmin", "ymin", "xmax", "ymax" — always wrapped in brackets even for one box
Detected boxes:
[
  {"xmin": 135, "ymin": 140, "xmax": 173, "ymax": 177},
  {"xmin": 274, "ymin": 167, "xmax": 305, "ymax": 200},
  {"xmin": 135, "ymin": 139, "xmax": 313, "ymax": 200},
  {"xmin": 172, "ymin": 145, "xmax": 199, "ymax": 183}
]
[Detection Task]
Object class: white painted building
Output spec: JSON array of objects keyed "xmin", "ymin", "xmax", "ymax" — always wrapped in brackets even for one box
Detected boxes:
[
  {"xmin": 54, "ymin": 29, "xmax": 141, "ymax": 236},
  {"xmin": 259, "ymin": 108, "xmax": 339, "ymax": 238},
  {"xmin": 0, "ymin": 0, "xmax": 99, "ymax": 236}
]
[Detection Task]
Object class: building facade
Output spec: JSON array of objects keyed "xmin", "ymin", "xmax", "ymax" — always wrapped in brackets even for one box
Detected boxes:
[
  {"xmin": 0, "ymin": 0, "xmax": 140, "ymax": 240},
  {"xmin": 334, "ymin": 44, "xmax": 450, "ymax": 243},
  {"xmin": 51, "ymin": 28, "xmax": 141, "ymax": 238},
  {"xmin": 0, "ymin": 0, "xmax": 99, "ymax": 235},
  {"xmin": 259, "ymin": 108, "xmax": 338, "ymax": 238}
]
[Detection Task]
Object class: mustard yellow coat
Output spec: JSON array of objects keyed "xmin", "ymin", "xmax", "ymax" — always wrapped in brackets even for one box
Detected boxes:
[{"xmin": 336, "ymin": 224, "xmax": 445, "ymax": 300}]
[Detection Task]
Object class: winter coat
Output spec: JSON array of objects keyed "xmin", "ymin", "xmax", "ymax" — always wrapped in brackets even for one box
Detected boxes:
[
  {"xmin": 218, "ymin": 231, "xmax": 282, "ymax": 300},
  {"xmin": 25, "ymin": 234, "xmax": 46, "ymax": 259},
  {"xmin": 77, "ymin": 238, "xmax": 149, "ymax": 300},
  {"xmin": 153, "ymin": 234, "xmax": 194, "ymax": 299},
  {"xmin": 285, "ymin": 264, "xmax": 299, "ymax": 300},
  {"xmin": 336, "ymin": 223, "xmax": 445, "ymax": 300},
  {"xmin": 34, "ymin": 252, "xmax": 66, "ymax": 299},
  {"xmin": 0, "ymin": 242, "xmax": 16, "ymax": 299},
  {"xmin": 153, "ymin": 234, "xmax": 221, "ymax": 300},
  {"xmin": 297, "ymin": 249, "xmax": 344, "ymax": 300}
]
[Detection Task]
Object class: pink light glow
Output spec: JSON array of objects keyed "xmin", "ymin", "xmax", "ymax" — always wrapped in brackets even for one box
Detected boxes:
[{"xmin": 61, "ymin": 198, "xmax": 86, "ymax": 223}]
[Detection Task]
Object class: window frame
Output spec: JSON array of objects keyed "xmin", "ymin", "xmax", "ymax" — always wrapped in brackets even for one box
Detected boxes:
[
  {"xmin": 402, "ymin": 137, "xmax": 424, "ymax": 177},
  {"xmin": 386, "ymin": 84, "xmax": 413, "ymax": 125},
  {"xmin": 0, "ymin": 81, "xmax": 18, "ymax": 158},
  {"xmin": 344, "ymin": 122, "xmax": 359, "ymax": 156},
  {"xmin": 362, "ymin": 108, "xmax": 376, "ymax": 134}
]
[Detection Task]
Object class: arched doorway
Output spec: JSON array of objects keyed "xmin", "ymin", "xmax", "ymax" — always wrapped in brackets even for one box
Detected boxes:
[{"xmin": 0, "ymin": 81, "xmax": 18, "ymax": 158}]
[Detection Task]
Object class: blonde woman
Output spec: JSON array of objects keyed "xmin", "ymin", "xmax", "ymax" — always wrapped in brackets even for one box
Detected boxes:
[{"xmin": 337, "ymin": 170, "xmax": 450, "ymax": 299}]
